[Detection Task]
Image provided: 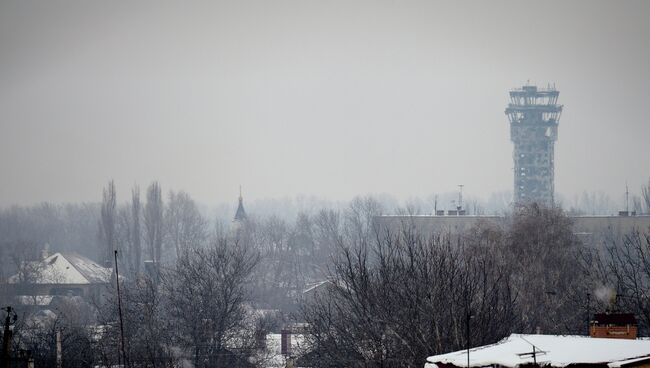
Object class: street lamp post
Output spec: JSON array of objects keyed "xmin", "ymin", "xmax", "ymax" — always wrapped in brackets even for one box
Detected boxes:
[{"xmin": 466, "ymin": 310, "xmax": 473, "ymax": 368}]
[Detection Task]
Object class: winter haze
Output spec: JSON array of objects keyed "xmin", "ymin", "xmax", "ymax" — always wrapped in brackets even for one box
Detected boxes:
[{"xmin": 1, "ymin": 0, "xmax": 649, "ymax": 206}]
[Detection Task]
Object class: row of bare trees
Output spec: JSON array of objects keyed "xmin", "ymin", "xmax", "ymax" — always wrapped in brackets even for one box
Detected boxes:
[
  {"xmin": 564, "ymin": 179, "xmax": 650, "ymax": 215},
  {"xmin": 0, "ymin": 203, "xmax": 99, "ymax": 281},
  {"xmin": 298, "ymin": 202, "xmax": 604, "ymax": 367},
  {"xmin": 3, "ymin": 178, "xmax": 649, "ymax": 281},
  {"xmin": 98, "ymin": 181, "xmax": 207, "ymax": 276},
  {"xmin": 242, "ymin": 209, "xmax": 344, "ymax": 311},
  {"xmin": 302, "ymin": 232, "xmax": 519, "ymax": 367},
  {"xmin": 584, "ymin": 228, "xmax": 650, "ymax": 335}
]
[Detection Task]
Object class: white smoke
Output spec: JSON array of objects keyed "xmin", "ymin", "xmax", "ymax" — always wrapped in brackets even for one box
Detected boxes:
[{"xmin": 594, "ymin": 286, "xmax": 616, "ymax": 305}]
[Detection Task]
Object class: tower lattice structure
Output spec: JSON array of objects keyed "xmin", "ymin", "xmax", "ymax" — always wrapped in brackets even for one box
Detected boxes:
[{"xmin": 505, "ymin": 84, "xmax": 562, "ymax": 205}]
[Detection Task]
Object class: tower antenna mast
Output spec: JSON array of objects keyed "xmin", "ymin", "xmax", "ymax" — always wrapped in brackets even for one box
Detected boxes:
[{"xmin": 626, "ymin": 182, "xmax": 630, "ymax": 214}]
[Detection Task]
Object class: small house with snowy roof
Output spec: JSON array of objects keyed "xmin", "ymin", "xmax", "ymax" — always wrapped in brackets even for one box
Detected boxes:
[{"xmin": 6, "ymin": 252, "xmax": 113, "ymax": 304}]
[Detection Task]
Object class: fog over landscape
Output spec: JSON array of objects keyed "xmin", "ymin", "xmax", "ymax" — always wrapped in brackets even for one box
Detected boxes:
[
  {"xmin": 2, "ymin": 0, "xmax": 649, "ymax": 208},
  {"xmin": 2, "ymin": 2, "xmax": 650, "ymax": 368}
]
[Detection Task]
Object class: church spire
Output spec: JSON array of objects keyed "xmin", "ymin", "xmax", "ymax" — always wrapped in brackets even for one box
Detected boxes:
[{"xmin": 234, "ymin": 186, "xmax": 247, "ymax": 221}]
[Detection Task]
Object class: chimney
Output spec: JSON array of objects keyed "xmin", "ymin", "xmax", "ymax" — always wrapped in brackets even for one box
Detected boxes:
[
  {"xmin": 41, "ymin": 243, "xmax": 50, "ymax": 260},
  {"xmin": 144, "ymin": 260, "xmax": 160, "ymax": 284},
  {"xmin": 255, "ymin": 329, "xmax": 267, "ymax": 350},
  {"xmin": 590, "ymin": 312, "xmax": 638, "ymax": 339},
  {"xmin": 281, "ymin": 327, "xmax": 292, "ymax": 356}
]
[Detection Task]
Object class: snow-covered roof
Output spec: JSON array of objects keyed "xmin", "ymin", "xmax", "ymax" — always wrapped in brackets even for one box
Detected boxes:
[
  {"xmin": 63, "ymin": 253, "xmax": 113, "ymax": 284},
  {"xmin": 302, "ymin": 280, "xmax": 332, "ymax": 295},
  {"xmin": 9, "ymin": 252, "xmax": 112, "ymax": 285},
  {"xmin": 24, "ymin": 309, "xmax": 57, "ymax": 329},
  {"xmin": 425, "ymin": 334, "xmax": 650, "ymax": 368},
  {"xmin": 15, "ymin": 295, "xmax": 54, "ymax": 306}
]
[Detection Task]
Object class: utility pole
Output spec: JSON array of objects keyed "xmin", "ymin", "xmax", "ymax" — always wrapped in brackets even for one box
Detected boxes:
[
  {"xmin": 2, "ymin": 306, "xmax": 17, "ymax": 368},
  {"xmin": 114, "ymin": 250, "xmax": 128, "ymax": 368},
  {"xmin": 2, "ymin": 309, "xmax": 10, "ymax": 368},
  {"xmin": 56, "ymin": 329, "xmax": 62, "ymax": 368},
  {"xmin": 434, "ymin": 195, "xmax": 438, "ymax": 215},
  {"xmin": 586, "ymin": 293, "xmax": 592, "ymax": 336}
]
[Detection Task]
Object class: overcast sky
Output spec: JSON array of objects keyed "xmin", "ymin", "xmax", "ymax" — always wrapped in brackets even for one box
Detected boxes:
[{"xmin": 1, "ymin": 0, "xmax": 649, "ymax": 207}]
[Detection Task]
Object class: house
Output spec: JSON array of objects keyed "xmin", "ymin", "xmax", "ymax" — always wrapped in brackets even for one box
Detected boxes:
[
  {"xmin": 424, "ymin": 334, "xmax": 650, "ymax": 368},
  {"xmin": 5, "ymin": 252, "xmax": 113, "ymax": 305}
]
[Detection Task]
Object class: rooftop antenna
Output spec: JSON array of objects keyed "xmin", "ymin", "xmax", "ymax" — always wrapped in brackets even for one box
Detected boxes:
[
  {"xmin": 625, "ymin": 181, "xmax": 629, "ymax": 213},
  {"xmin": 517, "ymin": 336, "xmax": 547, "ymax": 366},
  {"xmin": 458, "ymin": 185, "xmax": 464, "ymax": 211},
  {"xmin": 434, "ymin": 195, "xmax": 438, "ymax": 215}
]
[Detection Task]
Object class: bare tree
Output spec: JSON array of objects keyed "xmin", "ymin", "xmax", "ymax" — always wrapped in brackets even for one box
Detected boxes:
[
  {"xmin": 163, "ymin": 238, "xmax": 259, "ymax": 367},
  {"xmin": 0, "ymin": 240, "xmax": 46, "ymax": 308},
  {"xmin": 642, "ymin": 178, "xmax": 650, "ymax": 215},
  {"xmin": 633, "ymin": 195, "xmax": 644, "ymax": 215},
  {"xmin": 302, "ymin": 225, "xmax": 518, "ymax": 368},
  {"xmin": 165, "ymin": 190, "xmax": 207, "ymax": 259},
  {"xmin": 506, "ymin": 203, "xmax": 587, "ymax": 334},
  {"xmin": 115, "ymin": 205, "xmax": 134, "ymax": 274},
  {"xmin": 12, "ymin": 298, "xmax": 97, "ymax": 368},
  {"xmin": 144, "ymin": 182, "xmax": 164, "ymax": 264},
  {"xmin": 96, "ymin": 276, "xmax": 177, "ymax": 368},
  {"xmin": 132, "ymin": 185, "xmax": 142, "ymax": 274},
  {"xmin": 344, "ymin": 196, "xmax": 383, "ymax": 245},
  {"xmin": 585, "ymin": 228, "xmax": 650, "ymax": 335},
  {"xmin": 300, "ymin": 202, "xmax": 591, "ymax": 367},
  {"xmin": 0, "ymin": 202, "xmax": 101, "ymax": 264},
  {"xmin": 294, "ymin": 212, "xmax": 316, "ymax": 276},
  {"xmin": 100, "ymin": 180, "xmax": 117, "ymax": 266}
]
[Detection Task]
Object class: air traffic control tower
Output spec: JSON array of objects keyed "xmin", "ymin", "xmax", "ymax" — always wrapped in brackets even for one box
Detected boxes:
[{"xmin": 505, "ymin": 85, "xmax": 563, "ymax": 205}]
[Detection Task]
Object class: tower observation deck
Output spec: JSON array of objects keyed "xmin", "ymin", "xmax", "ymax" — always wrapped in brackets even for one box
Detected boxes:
[{"xmin": 505, "ymin": 85, "xmax": 562, "ymax": 205}]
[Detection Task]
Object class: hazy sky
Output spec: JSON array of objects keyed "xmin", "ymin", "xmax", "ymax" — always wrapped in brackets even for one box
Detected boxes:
[{"xmin": 1, "ymin": 0, "xmax": 649, "ymax": 207}]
